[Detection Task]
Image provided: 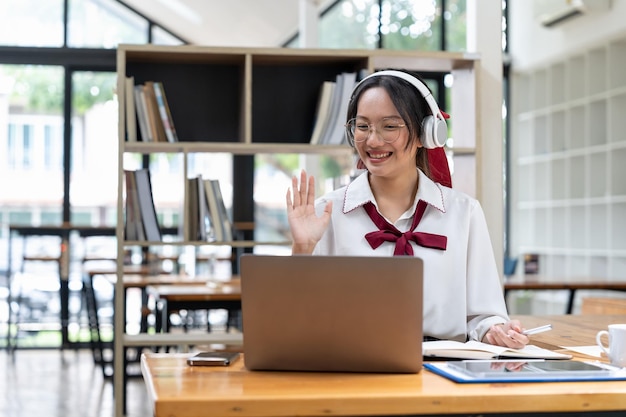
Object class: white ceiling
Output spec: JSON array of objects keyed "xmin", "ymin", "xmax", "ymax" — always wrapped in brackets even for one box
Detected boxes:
[{"xmin": 124, "ymin": 0, "xmax": 333, "ymax": 47}]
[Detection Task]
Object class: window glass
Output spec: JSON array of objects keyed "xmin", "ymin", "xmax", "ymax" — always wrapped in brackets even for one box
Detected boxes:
[
  {"xmin": 319, "ymin": 0, "xmax": 380, "ymax": 49},
  {"xmin": 381, "ymin": 0, "xmax": 440, "ymax": 50},
  {"xmin": 444, "ymin": 0, "xmax": 467, "ymax": 52},
  {"xmin": 296, "ymin": 0, "xmax": 466, "ymax": 52},
  {"xmin": 152, "ymin": 26, "xmax": 185, "ymax": 46},
  {"xmin": 0, "ymin": 0, "xmax": 64, "ymax": 47},
  {"xmin": 68, "ymin": 0, "xmax": 148, "ymax": 48},
  {"xmin": 0, "ymin": 65, "xmax": 65, "ymax": 223},
  {"xmin": 69, "ymin": 71, "xmax": 118, "ymax": 226},
  {"xmin": 0, "ymin": 64, "xmax": 64, "ymax": 273}
]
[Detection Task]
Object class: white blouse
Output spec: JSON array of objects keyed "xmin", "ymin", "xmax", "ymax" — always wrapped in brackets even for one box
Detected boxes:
[{"xmin": 312, "ymin": 169, "xmax": 509, "ymax": 342}]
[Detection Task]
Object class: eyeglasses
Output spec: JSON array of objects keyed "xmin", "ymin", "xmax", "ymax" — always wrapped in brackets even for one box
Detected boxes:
[{"xmin": 345, "ymin": 117, "xmax": 407, "ymax": 145}]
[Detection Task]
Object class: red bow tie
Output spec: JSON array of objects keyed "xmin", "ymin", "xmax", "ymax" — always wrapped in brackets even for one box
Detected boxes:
[{"xmin": 363, "ymin": 200, "xmax": 447, "ymax": 256}]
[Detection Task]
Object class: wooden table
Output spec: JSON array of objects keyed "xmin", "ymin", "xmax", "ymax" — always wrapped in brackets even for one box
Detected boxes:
[
  {"xmin": 85, "ymin": 267, "xmax": 214, "ymax": 334},
  {"xmin": 514, "ymin": 314, "xmax": 624, "ymax": 351},
  {"xmin": 141, "ymin": 314, "xmax": 626, "ymax": 417},
  {"xmin": 504, "ymin": 277, "xmax": 626, "ymax": 314},
  {"xmin": 147, "ymin": 279, "xmax": 241, "ymax": 333}
]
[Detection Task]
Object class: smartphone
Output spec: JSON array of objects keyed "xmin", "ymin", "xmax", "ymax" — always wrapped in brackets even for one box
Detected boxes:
[{"xmin": 186, "ymin": 351, "xmax": 241, "ymax": 366}]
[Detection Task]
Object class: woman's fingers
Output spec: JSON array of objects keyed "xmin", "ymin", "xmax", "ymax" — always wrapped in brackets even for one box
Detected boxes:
[
  {"xmin": 307, "ymin": 174, "xmax": 315, "ymax": 206},
  {"xmin": 291, "ymin": 173, "xmax": 301, "ymax": 207},
  {"xmin": 289, "ymin": 170, "xmax": 315, "ymax": 208},
  {"xmin": 286, "ymin": 188, "xmax": 293, "ymax": 213},
  {"xmin": 299, "ymin": 170, "xmax": 308, "ymax": 203}
]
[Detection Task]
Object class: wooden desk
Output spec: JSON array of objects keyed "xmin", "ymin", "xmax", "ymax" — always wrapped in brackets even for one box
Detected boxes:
[
  {"xmin": 141, "ymin": 314, "xmax": 626, "ymax": 417},
  {"xmin": 85, "ymin": 267, "xmax": 214, "ymax": 333},
  {"xmin": 147, "ymin": 279, "xmax": 241, "ymax": 332},
  {"xmin": 504, "ymin": 277, "xmax": 626, "ymax": 314},
  {"xmin": 513, "ymin": 314, "xmax": 624, "ymax": 351}
]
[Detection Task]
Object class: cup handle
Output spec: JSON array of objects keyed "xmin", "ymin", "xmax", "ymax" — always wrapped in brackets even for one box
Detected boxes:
[{"xmin": 596, "ymin": 330, "xmax": 610, "ymax": 356}]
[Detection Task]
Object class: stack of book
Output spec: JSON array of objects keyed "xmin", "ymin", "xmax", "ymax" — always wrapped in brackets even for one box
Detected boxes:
[
  {"xmin": 184, "ymin": 174, "xmax": 233, "ymax": 243},
  {"xmin": 309, "ymin": 71, "xmax": 360, "ymax": 145},
  {"xmin": 125, "ymin": 76, "xmax": 179, "ymax": 143},
  {"xmin": 124, "ymin": 168, "xmax": 162, "ymax": 242}
]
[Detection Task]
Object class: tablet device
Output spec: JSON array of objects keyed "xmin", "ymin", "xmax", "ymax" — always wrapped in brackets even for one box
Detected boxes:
[
  {"xmin": 425, "ymin": 360, "xmax": 626, "ymax": 383},
  {"xmin": 450, "ymin": 360, "xmax": 609, "ymax": 377}
]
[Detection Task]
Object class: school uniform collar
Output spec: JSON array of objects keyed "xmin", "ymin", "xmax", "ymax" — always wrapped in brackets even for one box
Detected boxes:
[{"xmin": 342, "ymin": 168, "xmax": 446, "ymax": 215}]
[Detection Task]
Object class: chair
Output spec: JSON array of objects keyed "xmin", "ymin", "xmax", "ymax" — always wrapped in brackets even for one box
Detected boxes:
[{"xmin": 7, "ymin": 232, "xmax": 65, "ymax": 352}]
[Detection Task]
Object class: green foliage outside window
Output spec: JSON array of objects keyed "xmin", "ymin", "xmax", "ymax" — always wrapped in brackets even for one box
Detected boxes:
[
  {"xmin": 72, "ymin": 72, "xmax": 116, "ymax": 116},
  {"xmin": 2, "ymin": 66, "xmax": 115, "ymax": 116}
]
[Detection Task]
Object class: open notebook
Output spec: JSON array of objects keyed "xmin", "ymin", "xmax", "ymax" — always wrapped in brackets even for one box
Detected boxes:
[{"xmin": 423, "ymin": 340, "xmax": 572, "ymax": 360}]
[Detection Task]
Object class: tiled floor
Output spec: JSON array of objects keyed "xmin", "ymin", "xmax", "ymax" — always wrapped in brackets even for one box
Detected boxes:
[{"xmin": 0, "ymin": 348, "xmax": 152, "ymax": 417}]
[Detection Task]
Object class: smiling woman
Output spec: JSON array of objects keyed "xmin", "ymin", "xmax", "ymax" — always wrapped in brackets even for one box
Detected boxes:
[{"xmin": 286, "ymin": 68, "xmax": 524, "ymax": 347}]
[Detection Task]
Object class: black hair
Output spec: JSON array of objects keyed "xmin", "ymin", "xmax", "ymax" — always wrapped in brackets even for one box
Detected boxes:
[{"xmin": 346, "ymin": 70, "xmax": 432, "ymax": 176}]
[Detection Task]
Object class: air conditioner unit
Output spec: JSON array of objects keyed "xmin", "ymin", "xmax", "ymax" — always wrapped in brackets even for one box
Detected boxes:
[{"xmin": 534, "ymin": 0, "xmax": 611, "ymax": 28}]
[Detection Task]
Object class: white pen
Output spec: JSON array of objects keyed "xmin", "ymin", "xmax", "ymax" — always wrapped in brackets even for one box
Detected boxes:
[{"xmin": 522, "ymin": 324, "xmax": 553, "ymax": 335}]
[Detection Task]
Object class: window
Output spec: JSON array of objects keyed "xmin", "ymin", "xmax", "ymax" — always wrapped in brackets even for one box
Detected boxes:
[
  {"xmin": 67, "ymin": 0, "xmax": 149, "ymax": 48},
  {"xmin": 288, "ymin": 0, "xmax": 466, "ymax": 51},
  {"xmin": 319, "ymin": 0, "xmax": 380, "ymax": 49},
  {"xmin": 69, "ymin": 70, "xmax": 118, "ymax": 226},
  {"xmin": 44, "ymin": 123, "xmax": 63, "ymax": 171},
  {"xmin": 0, "ymin": 0, "xmax": 64, "ymax": 47},
  {"xmin": 0, "ymin": 0, "xmax": 184, "ymax": 348},
  {"xmin": 0, "ymin": 65, "xmax": 65, "ymax": 227}
]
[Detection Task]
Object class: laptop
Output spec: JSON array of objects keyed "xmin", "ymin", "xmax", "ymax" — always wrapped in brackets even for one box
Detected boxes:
[{"xmin": 239, "ymin": 254, "xmax": 423, "ymax": 373}]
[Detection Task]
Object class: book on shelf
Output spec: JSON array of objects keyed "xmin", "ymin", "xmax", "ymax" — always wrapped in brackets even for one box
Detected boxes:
[
  {"xmin": 124, "ymin": 76, "xmax": 137, "ymax": 142},
  {"xmin": 317, "ymin": 72, "xmax": 345, "ymax": 145},
  {"xmin": 309, "ymin": 81, "xmax": 335, "ymax": 145},
  {"xmin": 132, "ymin": 168, "xmax": 162, "ymax": 242},
  {"xmin": 203, "ymin": 178, "xmax": 233, "ymax": 242},
  {"xmin": 124, "ymin": 169, "xmax": 145, "ymax": 240},
  {"xmin": 127, "ymin": 79, "xmax": 178, "ymax": 143},
  {"xmin": 152, "ymin": 81, "xmax": 179, "ymax": 143},
  {"xmin": 325, "ymin": 71, "xmax": 357, "ymax": 145},
  {"xmin": 133, "ymin": 85, "xmax": 153, "ymax": 142},
  {"xmin": 143, "ymin": 81, "xmax": 168, "ymax": 142},
  {"xmin": 196, "ymin": 175, "xmax": 214, "ymax": 241},
  {"xmin": 185, "ymin": 176, "xmax": 197, "ymax": 241},
  {"xmin": 422, "ymin": 340, "xmax": 572, "ymax": 360},
  {"xmin": 318, "ymin": 72, "xmax": 357, "ymax": 145},
  {"xmin": 184, "ymin": 175, "xmax": 216, "ymax": 242}
]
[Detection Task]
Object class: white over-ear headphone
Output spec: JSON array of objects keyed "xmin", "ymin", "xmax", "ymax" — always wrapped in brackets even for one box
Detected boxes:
[{"xmin": 352, "ymin": 70, "xmax": 448, "ymax": 149}]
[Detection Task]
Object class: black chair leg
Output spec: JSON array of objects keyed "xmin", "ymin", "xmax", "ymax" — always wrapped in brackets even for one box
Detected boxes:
[{"xmin": 82, "ymin": 272, "xmax": 109, "ymax": 378}]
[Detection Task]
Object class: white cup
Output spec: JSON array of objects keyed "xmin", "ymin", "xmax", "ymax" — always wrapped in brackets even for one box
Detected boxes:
[{"xmin": 596, "ymin": 324, "xmax": 626, "ymax": 368}]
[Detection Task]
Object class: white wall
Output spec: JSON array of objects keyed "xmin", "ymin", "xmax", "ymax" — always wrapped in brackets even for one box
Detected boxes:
[{"xmin": 509, "ymin": 0, "xmax": 626, "ymax": 71}]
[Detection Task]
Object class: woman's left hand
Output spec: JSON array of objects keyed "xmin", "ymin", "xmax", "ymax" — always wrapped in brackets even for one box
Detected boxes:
[{"xmin": 482, "ymin": 320, "xmax": 529, "ymax": 349}]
